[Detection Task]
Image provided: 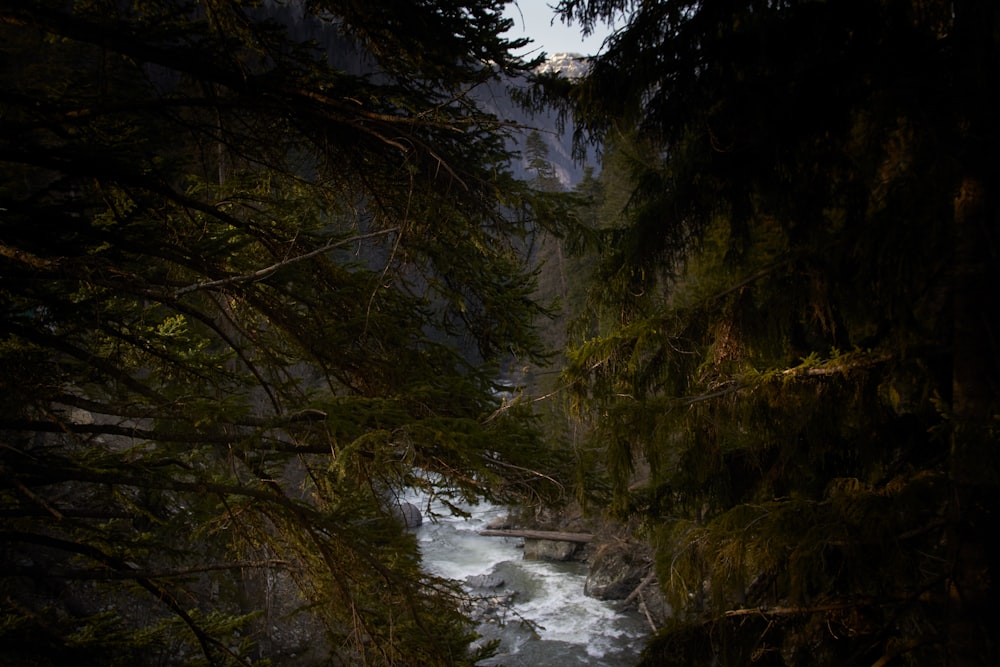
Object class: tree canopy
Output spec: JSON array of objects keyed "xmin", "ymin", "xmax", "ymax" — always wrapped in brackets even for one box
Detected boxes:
[
  {"xmin": 550, "ymin": 0, "xmax": 1000, "ymax": 665},
  {"xmin": 7, "ymin": 0, "xmax": 1000, "ymax": 664},
  {"xmin": 1, "ymin": 1, "xmax": 565, "ymax": 664}
]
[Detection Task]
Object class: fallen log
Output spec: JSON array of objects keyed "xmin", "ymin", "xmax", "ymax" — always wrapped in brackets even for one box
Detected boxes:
[{"xmin": 478, "ymin": 529, "xmax": 594, "ymax": 543}]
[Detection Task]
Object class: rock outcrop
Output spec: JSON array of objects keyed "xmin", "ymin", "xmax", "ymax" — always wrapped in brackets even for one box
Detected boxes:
[
  {"xmin": 584, "ymin": 542, "xmax": 649, "ymax": 600},
  {"xmin": 523, "ymin": 538, "xmax": 578, "ymax": 561}
]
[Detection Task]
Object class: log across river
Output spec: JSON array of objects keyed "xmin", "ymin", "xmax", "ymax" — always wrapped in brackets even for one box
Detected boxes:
[{"xmin": 477, "ymin": 529, "xmax": 594, "ymax": 543}]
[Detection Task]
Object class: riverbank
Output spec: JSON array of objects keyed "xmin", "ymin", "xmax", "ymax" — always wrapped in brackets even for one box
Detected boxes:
[{"xmin": 491, "ymin": 503, "xmax": 672, "ymax": 633}]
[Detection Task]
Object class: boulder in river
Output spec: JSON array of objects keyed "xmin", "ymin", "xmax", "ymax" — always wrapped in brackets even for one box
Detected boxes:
[
  {"xmin": 466, "ymin": 573, "xmax": 506, "ymax": 589},
  {"xmin": 485, "ymin": 514, "xmax": 513, "ymax": 530},
  {"xmin": 392, "ymin": 501, "xmax": 423, "ymax": 529},
  {"xmin": 523, "ymin": 538, "xmax": 577, "ymax": 561}
]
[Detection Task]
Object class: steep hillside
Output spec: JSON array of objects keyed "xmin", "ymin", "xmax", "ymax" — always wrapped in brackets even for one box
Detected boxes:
[{"xmin": 477, "ymin": 54, "xmax": 596, "ymax": 188}]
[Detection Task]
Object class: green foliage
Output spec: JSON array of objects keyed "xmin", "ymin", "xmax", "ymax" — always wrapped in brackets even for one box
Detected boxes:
[
  {"xmin": 552, "ymin": 0, "xmax": 1000, "ymax": 664},
  {"xmin": 1, "ymin": 1, "xmax": 566, "ymax": 664}
]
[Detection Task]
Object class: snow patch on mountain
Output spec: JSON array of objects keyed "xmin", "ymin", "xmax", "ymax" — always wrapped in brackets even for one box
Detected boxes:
[{"xmin": 536, "ymin": 53, "xmax": 590, "ymax": 79}]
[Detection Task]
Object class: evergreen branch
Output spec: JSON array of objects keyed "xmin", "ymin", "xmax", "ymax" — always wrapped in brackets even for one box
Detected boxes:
[
  {"xmin": 0, "ymin": 418, "xmax": 321, "ymax": 452},
  {"xmin": 0, "ymin": 242, "xmax": 58, "ymax": 270},
  {"xmin": 479, "ymin": 453, "xmax": 566, "ymax": 496},
  {"xmin": 39, "ymin": 395, "xmax": 324, "ymax": 443},
  {"xmin": 0, "ymin": 146, "xmax": 265, "ymax": 237},
  {"xmin": 1, "ymin": 470, "xmax": 64, "ymax": 520},
  {"xmin": 780, "ymin": 351, "xmax": 893, "ymax": 378},
  {"xmin": 0, "ymin": 530, "xmax": 253, "ymax": 666},
  {"xmin": 364, "ymin": 177, "xmax": 411, "ymax": 336},
  {"xmin": 171, "ymin": 228, "xmax": 399, "ymax": 297},
  {"xmin": 8, "ymin": 560, "xmax": 290, "ymax": 580},
  {"xmin": 50, "ymin": 394, "xmax": 175, "ymax": 421},
  {"xmin": 665, "ymin": 350, "xmax": 895, "ymax": 410},
  {"xmin": 2, "ymin": 321, "xmax": 168, "ymax": 403},
  {"xmin": 869, "ymin": 637, "xmax": 938, "ymax": 667},
  {"xmin": 3, "ymin": 595, "xmax": 73, "ymax": 648},
  {"xmin": 12, "ymin": 460, "xmax": 325, "ymax": 523},
  {"xmin": 483, "ymin": 378, "xmax": 575, "ymax": 423},
  {"xmin": 92, "ymin": 320, "xmax": 221, "ymax": 386},
  {"xmin": 675, "ymin": 381, "xmax": 745, "ymax": 406},
  {"xmin": 708, "ymin": 257, "xmax": 796, "ymax": 304},
  {"xmin": 0, "ymin": 507, "xmax": 133, "ymax": 520},
  {"xmin": 4, "ymin": 3, "xmax": 491, "ymax": 170},
  {"xmin": 0, "ymin": 419, "xmax": 220, "ymax": 442},
  {"xmin": 167, "ymin": 291, "xmax": 283, "ymax": 414},
  {"xmin": 659, "ymin": 351, "xmax": 895, "ymax": 411},
  {"xmin": 723, "ymin": 599, "xmax": 880, "ymax": 618}
]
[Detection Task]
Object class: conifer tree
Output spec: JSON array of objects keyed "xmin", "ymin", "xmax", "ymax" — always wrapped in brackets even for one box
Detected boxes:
[
  {"xmin": 0, "ymin": 1, "xmax": 564, "ymax": 664},
  {"xmin": 550, "ymin": 1, "xmax": 1000, "ymax": 664}
]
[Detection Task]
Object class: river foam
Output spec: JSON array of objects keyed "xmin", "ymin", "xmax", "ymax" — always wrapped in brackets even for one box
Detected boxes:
[{"xmin": 406, "ymin": 491, "xmax": 647, "ymax": 666}]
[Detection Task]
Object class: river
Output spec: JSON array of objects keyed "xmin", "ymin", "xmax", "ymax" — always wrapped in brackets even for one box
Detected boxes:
[{"xmin": 407, "ymin": 494, "xmax": 649, "ymax": 666}]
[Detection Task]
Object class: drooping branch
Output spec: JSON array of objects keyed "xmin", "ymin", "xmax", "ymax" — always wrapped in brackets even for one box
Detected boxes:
[
  {"xmin": 723, "ymin": 600, "xmax": 877, "ymax": 618},
  {"xmin": 7, "ymin": 560, "xmax": 291, "ymax": 581},
  {"xmin": 3, "ymin": 321, "xmax": 168, "ymax": 403},
  {"xmin": 0, "ymin": 417, "xmax": 336, "ymax": 453},
  {"xmin": 0, "ymin": 530, "xmax": 254, "ymax": 666},
  {"xmin": 171, "ymin": 227, "xmax": 399, "ymax": 297},
  {"xmin": 51, "ymin": 393, "xmax": 327, "ymax": 427},
  {"xmin": 780, "ymin": 351, "xmax": 893, "ymax": 378}
]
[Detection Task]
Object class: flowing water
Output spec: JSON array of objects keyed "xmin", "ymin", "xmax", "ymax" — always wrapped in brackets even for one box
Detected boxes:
[{"xmin": 407, "ymin": 494, "xmax": 649, "ymax": 666}]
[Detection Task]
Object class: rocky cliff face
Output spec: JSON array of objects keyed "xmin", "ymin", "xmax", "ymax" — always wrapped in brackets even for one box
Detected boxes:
[{"xmin": 264, "ymin": 3, "xmax": 593, "ymax": 188}]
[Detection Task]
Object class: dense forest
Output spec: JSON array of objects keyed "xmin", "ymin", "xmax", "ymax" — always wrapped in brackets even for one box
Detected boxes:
[
  {"xmin": 1, "ymin": 1, "xmax": 569, "ymax": 664},
  {"xmin": 2, "ymin": 1, "xmax": 998, "ymax": 666},
  {"xmin": 548, "ymin": 0, "xmax": 1000, "ymax": 665}
]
